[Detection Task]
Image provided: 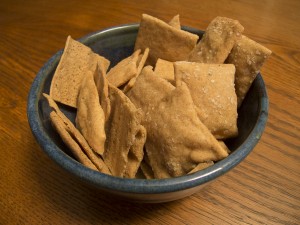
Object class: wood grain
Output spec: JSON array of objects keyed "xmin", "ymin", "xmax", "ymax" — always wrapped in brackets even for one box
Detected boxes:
[{"xmin": 1, "ymin": 0, "xmax": 299, "ymax": 224}]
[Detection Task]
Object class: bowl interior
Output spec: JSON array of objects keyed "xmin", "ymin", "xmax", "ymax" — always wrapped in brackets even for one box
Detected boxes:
[{"xmin": 27, "ymin": 24, "xmax": 268, "ymax": 202}]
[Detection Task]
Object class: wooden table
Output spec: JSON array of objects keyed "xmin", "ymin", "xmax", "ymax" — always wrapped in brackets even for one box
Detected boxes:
[{"xmin": 1, "ymin": 0, "xmax": 299, "ymax": 224}]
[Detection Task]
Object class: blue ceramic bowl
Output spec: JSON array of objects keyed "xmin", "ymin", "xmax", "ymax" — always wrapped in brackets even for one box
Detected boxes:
[{"xmin": 27, "ymin": 24, "xmax": 268, "ymax": 203}]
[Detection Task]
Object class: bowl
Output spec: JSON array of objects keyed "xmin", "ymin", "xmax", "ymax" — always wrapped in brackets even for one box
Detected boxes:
[{"xmin": 27, "ymin": 24, "xmax": 268, "ymax": 203}]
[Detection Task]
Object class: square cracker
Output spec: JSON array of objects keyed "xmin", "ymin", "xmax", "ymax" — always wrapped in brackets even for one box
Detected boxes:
[
  {"xmin": 225, "ymin": 35, "xmax": 272, "ymax": 107},
  {"xmin": 75, "ymin": 69, "xmax": 106, "ymax": 156},
  {"xmin": 135, "ymin": 14, "xmax": 199, "ymax": 65},
  {"xmin": 174, "ymin": 62, "xmax": 238, "ymax": 139},
  {"xmin": 43, "ymin": 94, "xmax": 111, "ymax": 174},
  {"xmin": 103, "ymin": 85, "xmax": 146, "ymax": 178},
  {"xmin": 188, "ymin": 16, "xmax": 244, "ymax": 63},
  {"xmin": 50, "ymin": 36, "xmax": 110, "ymax": 108},
  {"xmin": 143, "ymin": 82, "xmax": 229, "ymax": 178}
]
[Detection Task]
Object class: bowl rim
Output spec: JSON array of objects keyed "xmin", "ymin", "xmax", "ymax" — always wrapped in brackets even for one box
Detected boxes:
[{"xmin": 27, "ymin": 24, "xmax": 269, "ymax": 194}]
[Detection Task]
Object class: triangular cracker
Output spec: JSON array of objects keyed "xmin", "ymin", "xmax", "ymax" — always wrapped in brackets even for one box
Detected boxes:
[{"xmin": 50, "ymin": 36, "xmax": 110, "ymax": 108}]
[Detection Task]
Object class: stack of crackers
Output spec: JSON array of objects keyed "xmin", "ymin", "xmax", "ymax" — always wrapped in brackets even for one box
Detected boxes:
[{"xmin": 44, "ymin": 14, "xmax": 271, "ymax": 179}]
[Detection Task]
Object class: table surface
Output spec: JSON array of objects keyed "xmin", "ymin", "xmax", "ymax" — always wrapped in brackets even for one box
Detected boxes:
[{"xmin": 1, "ymin": 0, "xmax": 300, "ymax": 224}]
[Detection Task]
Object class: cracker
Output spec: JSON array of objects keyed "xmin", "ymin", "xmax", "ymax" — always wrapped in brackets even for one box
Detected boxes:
[
  {"xmin": 50, "ymin": 36, "xmax": 110, "ymax": 108},
  {"xmin": 174, "ymin": 62, "xmax": 238, "ymax": 139},
  {"xmin": 154, "ymin": 58, "xmax": 175, "ymax": 84},
  {"xmin": 103, "ymin": 85, "xmax": 146, "ymax": 178},
  {"xmin": 75, "ymin": 69, "xmax": 106, "ymax": 156},
  {"xmin": 169, "ymin": 14, "xmax": 181, "ymax": 29},
  {"xmin": 135, "ymin": 14, "xmax": 199, "ymax": 65},
  {"xmin": 123, "ymin": 48, "xmax": 150, "ymax": 93},
  {"xmin": 43, "ymin": 94, "xmax": 111, "ymax": 174},
  {"xmin": 225, "ymin": 35, "xmax": 272, "ymax": 107},
  {"xmin": 106, "ymin": 49, "xmax": 141, "ymax": 87},
  {"xmin": 188, "ymin": 16, "xmax": 244, "ymax": 63}
]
